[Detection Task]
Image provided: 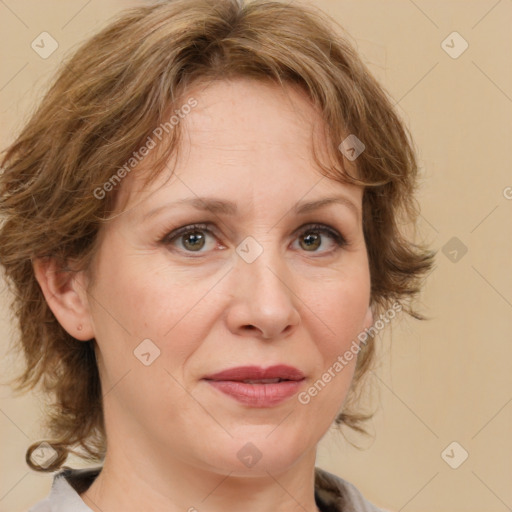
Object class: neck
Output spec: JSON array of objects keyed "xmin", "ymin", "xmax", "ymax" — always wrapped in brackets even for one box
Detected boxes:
[{"xmin": 81, "ymin": 446, "xmax": 322, "ymax": 512}]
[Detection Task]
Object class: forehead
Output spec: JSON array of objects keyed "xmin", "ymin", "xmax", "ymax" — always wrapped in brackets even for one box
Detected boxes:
[
  {"xmin": 185, "ymin": 78, "xmax": 321, "ymax": 148},
  {"xmin": 117, "ymin": 78, "xmax": 359, "ymax": 216}
]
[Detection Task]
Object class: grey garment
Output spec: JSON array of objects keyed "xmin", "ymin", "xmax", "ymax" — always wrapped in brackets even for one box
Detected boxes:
[
  {"xmin": 28, "ymin": 465, "xmax": 387, "ymax": 512},
  {"xmin": 314, "ymin": 467, "xmax": 387, "ymax": 512},
  {"xmin": 28, "ymin": 467, "xmax": 96, "ymax": 512}
]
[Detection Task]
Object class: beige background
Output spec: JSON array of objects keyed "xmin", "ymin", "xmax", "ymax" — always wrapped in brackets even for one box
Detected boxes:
[{"xmin": 1, "ymin": 1, "xmax": 511, "ymax": 511}]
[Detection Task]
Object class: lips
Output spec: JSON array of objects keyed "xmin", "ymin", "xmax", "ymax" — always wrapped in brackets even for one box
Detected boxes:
[
  {"xmin": 202, "ymin": 365, "xmax": 305, "ymax": 407},
  {"xmin": 203, "ymin": 365, "xmax": 305, "ymax": 382}
]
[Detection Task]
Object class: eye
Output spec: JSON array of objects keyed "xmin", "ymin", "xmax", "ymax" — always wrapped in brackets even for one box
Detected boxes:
[
  {"xmin": 162, "ymin": 223, "xmax": 219, "ymax": 254},
  {"xmin": 292, "ymin": 223, "xmax": 347, "ymax": 254},
  {"xmin": 161, "ymin": 222, "xmax": 348, "ymax": 256}
]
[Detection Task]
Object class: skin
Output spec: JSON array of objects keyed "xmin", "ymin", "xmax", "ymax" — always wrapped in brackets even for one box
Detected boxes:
[{"xmin": 34, "ymin": 77, "xmax": 373, "ymax": 512}]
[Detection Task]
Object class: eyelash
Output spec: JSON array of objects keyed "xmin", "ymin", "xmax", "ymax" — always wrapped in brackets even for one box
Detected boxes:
[{"xmin": 159, "ymin": 222, "xmax": 348, "ymax": 257}]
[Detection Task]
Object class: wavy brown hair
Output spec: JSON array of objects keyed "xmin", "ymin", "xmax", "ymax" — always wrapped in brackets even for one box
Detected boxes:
[{"xmin": 0, "ymin": 0, "xmax": 434, "ymax": 472}]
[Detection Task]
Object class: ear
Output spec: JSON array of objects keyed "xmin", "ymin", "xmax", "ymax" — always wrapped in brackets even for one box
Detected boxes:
[{"xmin": 32, "ymin": 257, "xmax": 95, "ymax": 341}]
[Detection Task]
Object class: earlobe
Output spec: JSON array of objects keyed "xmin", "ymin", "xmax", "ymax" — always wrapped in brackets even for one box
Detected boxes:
[{"xmin": 32, "ymin": 257, "xmax": 94, "ymax": 341}]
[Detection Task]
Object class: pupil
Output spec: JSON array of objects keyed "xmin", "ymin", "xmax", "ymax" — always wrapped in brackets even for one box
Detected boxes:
[
  {"xmin": 184, "ymin": 232, "xmax": 205, "ymax": 251},
  {"xmin": 302, "ymin": 232, "xmax": 320, "ymax": 250}
]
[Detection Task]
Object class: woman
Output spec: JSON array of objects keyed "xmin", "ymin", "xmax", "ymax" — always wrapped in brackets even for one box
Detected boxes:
[{"xmin": 0, "ymin": 0, "xmax": 434, "ymax": 510}]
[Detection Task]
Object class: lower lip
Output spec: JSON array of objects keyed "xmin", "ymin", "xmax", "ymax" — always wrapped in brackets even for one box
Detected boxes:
[{"xmin": 205, "ymin": 379, "xmax": 304, "ymax": 407}]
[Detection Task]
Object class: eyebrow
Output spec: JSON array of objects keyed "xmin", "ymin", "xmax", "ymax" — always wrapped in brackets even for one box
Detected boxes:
[{"xmin": 142, "ymin": 195, "xmax": 360, "ymax": 222}]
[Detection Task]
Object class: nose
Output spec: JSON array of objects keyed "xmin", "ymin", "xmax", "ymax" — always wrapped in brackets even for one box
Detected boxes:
[{"xmin": 225, "ymin": 246, "xmax": 301, "ymax": 340}]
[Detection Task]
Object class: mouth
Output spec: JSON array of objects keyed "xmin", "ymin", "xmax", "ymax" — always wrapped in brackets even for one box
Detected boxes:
[
  {"xmin": 239, "ymin": 378, "xmax": 288, "ymax": 384},
  {"xmin": 202, "ymin": 365, "xmax": 305, "ymax": 407},
  {"xmin": 202, "ymin": 364, "xmax": 305, "ymax": 382}
]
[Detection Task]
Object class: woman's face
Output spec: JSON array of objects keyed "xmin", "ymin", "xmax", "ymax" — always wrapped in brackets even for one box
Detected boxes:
[{"xmin": 82, "ymin": 78, "xmax": 373, "ymax": 476}]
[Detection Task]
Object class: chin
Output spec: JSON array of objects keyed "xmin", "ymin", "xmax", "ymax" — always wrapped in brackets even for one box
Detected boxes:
[{"xmin": 201, "ymin": 432, "xmax": 312, "ymax": 477}]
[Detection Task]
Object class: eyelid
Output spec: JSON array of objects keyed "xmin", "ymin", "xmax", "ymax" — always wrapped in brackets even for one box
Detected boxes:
[
  {"xmin": 160, "ymin": 222, "xmax": 219, "ymax": 246},
  {"xmin": 293, "ymin": 223, "xmax": 348, "ymax": 248}
]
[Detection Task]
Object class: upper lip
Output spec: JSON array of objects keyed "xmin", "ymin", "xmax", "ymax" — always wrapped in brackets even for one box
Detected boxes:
[{"xmin": 203, "ymin": 365, "xmax": 305, "ymax": 382}]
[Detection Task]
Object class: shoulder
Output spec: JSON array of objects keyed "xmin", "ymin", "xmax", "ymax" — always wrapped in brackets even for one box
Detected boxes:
[
  {"xmin": 314, "ymin": 466, "xmax": 391, "ymax": 512},
  {"xmin": 28, "ymin": 466, "xmax": 102, "ymax": 512}
]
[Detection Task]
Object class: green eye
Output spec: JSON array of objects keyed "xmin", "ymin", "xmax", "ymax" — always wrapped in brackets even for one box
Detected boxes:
[
  {"xmin": 180, "ymin": 230, "xmax": 207, "ymax": 251},
  {"xmin": 162, "ymin": 222, "xmax": 347, "ymax": 256},
  {"xmin": 163, "ymin": 223, "xmax": 216, "ymax": 253},
  {"xmin": 294, "ymin": 225, "xmax": 347, "ymax": 253},
  {"xmin": 299, "ymin": 231, "xmax": 321, "ymax": 251}
]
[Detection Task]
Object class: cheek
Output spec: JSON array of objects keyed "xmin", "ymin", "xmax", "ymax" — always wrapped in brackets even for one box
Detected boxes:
[
  {"xmin": 90, "ymin": 256, "xmax": 211, "ymax": 426},
  {"xmin": 91, "ymin": 248, "xmax": 201, "ymax": 337},
  {"xmin": 310, "ymin": 268, "xmax": 371, "ymax": 344},
  {"xmin": 89, "ymin": 249, "xmax": 223, "ymax": 383},
  {"xmin": 293, "ymin": 265, "xmax": 370, "ymax": 406}
]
